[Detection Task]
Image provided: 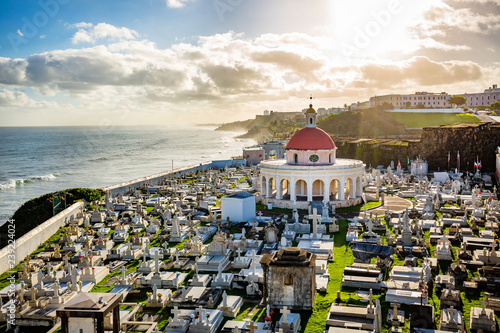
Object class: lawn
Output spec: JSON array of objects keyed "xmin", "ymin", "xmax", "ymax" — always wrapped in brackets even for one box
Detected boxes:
[{"xmin": 386, "ymin": 112, "xmax": 481, "ymax": 128}]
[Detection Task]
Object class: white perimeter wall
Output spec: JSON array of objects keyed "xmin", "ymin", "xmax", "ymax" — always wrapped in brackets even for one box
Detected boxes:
[{"xmin": 0, "ymin": 201, "xmax": 84, "ymax": 275}]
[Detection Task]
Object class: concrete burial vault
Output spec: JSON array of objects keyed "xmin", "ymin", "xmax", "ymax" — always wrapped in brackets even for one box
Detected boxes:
[{"xmin": 56, "ymin": 292, "xmax": 123, "ymax": 333}]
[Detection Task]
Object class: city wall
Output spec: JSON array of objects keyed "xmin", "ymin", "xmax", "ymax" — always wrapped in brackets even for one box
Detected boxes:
[
  {"xmin": 0, "ymin": 201, "xmax": 84, "ymax": 275},
  {"xmin": 103, "ymin": 159, "xmax": 246, "ymax": 196},
  {"xmin": 336, "ymin": 123, "xmax": 500, "ymax": 173}
]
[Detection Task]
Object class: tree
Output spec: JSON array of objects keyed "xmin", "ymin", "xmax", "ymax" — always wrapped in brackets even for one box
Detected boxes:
[
  {"xmin": 380, "ymin": 102, "xmax": 394, "ymax": 111},
  {"xmin": 416, "ymin": 103, "xmax": 425, "ymax": 109},
  {"xmin": 450, "ymin": 95, "xmax": 467, "ymax": 106},
  {"xmin": 405, "ymin": 101, "xmax": 411, "ymax": 109},
  {"xmin": 490, "ymin": 101, "xmax": 500, "ymax": 111}
]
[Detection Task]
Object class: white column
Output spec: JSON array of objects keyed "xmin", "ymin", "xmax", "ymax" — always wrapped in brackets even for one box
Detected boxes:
[
  {"xmin": 323, "ymin": 178, "xmax": 329, "ymax": 202},
  {"xmin": 339, "ymin": 177, "xmax": 345, "ymax": 200},
  {"xmin": 276, "ymin": 176, "xmax": 282, "ymax": 199},
  {"xmin": 307, "ymin": 180, "xmax": 313, "ymax": 202},
  {"xmin": 290, "ymin": 176, "xmax": 296, "ymax": 201}
]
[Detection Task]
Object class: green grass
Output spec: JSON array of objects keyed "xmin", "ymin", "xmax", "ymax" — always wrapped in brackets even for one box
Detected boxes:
[
  {"xmin": 386, "ymin": 112, "xmax": 482, "ymax": 128},
  {"xmin": 336, "ymin": 200, "xmax": 382, "ymax": 213}
]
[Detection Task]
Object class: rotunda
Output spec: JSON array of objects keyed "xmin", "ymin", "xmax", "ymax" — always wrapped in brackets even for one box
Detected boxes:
[{"xmin": 258, "ymin": 101, "xmax": 365, "ymax": 209}]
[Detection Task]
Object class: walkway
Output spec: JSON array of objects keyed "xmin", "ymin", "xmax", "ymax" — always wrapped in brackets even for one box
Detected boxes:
[{"xmin": 357, "ymin": 195, "xmax": 411, "ymax": 217}]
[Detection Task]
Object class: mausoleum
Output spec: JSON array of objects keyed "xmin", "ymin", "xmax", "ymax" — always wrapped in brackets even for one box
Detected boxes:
[{"xmin": 260, "ymin": 247, "xmax": 316, "ymax": 310}]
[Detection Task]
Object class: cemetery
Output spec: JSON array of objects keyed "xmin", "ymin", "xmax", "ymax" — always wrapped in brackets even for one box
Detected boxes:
[{"xmin": 0, "ymin": 104, "xmax": 499, "ymax": 333}]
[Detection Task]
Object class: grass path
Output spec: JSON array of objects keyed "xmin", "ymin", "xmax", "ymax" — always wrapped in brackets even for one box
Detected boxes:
[{"xmin": 387, "ymin": 112, "xmax": 481, "ymax": 128}]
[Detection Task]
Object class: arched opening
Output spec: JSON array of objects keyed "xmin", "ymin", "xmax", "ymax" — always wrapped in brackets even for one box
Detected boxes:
[
  {"xmin": 261, "ymin": 176, "xmax": 267, "ymax": 195},
  {"xmin": 312, "ymin": 179, "xmax": 324, "ymax": 201},
  {"xmin": 329, "ymin": 179, "xmax": 339, "ymax": 200},
  {"xmin": 309, "ymin": 118, "xmax": 313, "ymax": 125},
  {"xmin": 284, "ymin": 273, "xmax": 293, "ymax": 286},
  {"xmin": 281, "ymin": 179, "xmax": 290, "ymax": 200},
  {"xmin": 329, "ymin": 154, "xmax": 332, "ymax": 164},
  {"xmin": 295, "ymin": 180, "xmax": 307, "ymax": 201},
  {"xmin": 294, "ymin": 153, "xmax": 298, "ymax": 164}
]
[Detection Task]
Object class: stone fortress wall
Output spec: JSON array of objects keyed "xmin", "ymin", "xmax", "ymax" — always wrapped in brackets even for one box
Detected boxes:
[
  {"xmin": 336, "ymin": 123, "xmax": 500, "ymax": 173},
  {"xmin": 0, "ymin": 158, "xmax": 245, "ymax": 275}
]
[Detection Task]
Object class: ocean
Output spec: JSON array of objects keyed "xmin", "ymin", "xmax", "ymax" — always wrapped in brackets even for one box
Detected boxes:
[{"xmin": 0, "ymin": 126, "xmax": 256, "ymax": 224}]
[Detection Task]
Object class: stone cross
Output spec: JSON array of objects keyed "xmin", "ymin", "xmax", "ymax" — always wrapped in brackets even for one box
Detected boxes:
[
  {"xmin": 481, "ymin": 298, "xmax": 487, "ymax": 315},
  {"xmin": 369, "ymin": 289, "xmax": 373, "ymax": 309},
  {"xmin": 237, "ymin": 247, "xmax": 242, "ymax": 258},
  {"xmin": 281, "ymin": 306, "xmax": 290, "ymax": 324},
  {"xmin": 309, "ymin": 208, "xmax": 320, "ymax": 239},
  {"xmin": 29, "ymin": 287, "xmax": 37, "ymax": 301},
  {"xmin": 197, "ymin": 306, "xmax": 207, "ymax": 324},
  {"xmin": 247, "ymin": 321, "xmax": 258, "ymax": 333},
  {"xmin": 152, "ymin": 251, "xmax": 162, "ymax": 275},
  {"xmin": 194, "ymin": 263, "xmax": 199, "ymax": 278},
  {"xmin": 390, "ymin": 301, "xmax": 399, "ymax": 321},
  {"xmin": 249, "ymin": 250, "xmax": 259, "ymax": 274},
  {"xmin": 232, "ymin": 327, "xmax": 240, "ymax": 333},
  {"xmin": 171, "ymin": 306, "xmax": 181, "ymax": 326}
]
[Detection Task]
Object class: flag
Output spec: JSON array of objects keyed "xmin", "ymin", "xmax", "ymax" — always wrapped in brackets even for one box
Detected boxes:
[
  {"xmin": 448, "ymin": 151, "xmax": 450, "ymax": 163},
  {"xmin": 407, "ymin": 157, "xmax": 410, "ymax": 165},
  {"xmin": 457, "ymin": 151, "xmax": 460, "ymax": 162},
  {"xmin": 398, "ymin": 160, "xmax": 401, "ymax": 168},
  {"xmin": 478, "ymin": 161, "xmax": 482, "ymax": 169},
  {"xmin": 474, "ymin": 162, "xmax": 478, "ymax": 169}
]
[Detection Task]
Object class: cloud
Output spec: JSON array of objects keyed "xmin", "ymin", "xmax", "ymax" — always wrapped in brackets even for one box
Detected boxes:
[
  {"xmin": 166, "ymin": 0, "xmax": 193, "ymax": 8},
  {"xmin": 0, "ymin": 27, "xmax": 495, "ymax": 125},
  {"xmin": 419, "ymin": 3, "xmax": 500, "ymax": 35},
  {"xmin": 353, "ymin": 56, "xmax": 482, "ymax": 88},
  {"xmin": 70, "ymin": 22, "xmax": 139, "ymax": 44},
  {"xmin": 16, "ymin": 29, "xmax": 23, "ymax": 37}
]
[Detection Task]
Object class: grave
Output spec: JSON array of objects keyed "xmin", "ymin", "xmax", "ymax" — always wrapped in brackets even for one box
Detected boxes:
[
  {"xmin": 188, "ymin": 307, "xmax": 224, "ymax": 333},
  {"xmin": 217, "ymin": 291, "xmax": 243, "ymax": 318},
  {"xmin": 439, "ymin": 306, "xmax": 464, "ymax": 332},
  {"xmin": 275, "ymin": 306, "xmax": 301, "ymax": 333},
  {"xmin": 470, "ymin": 299, "xmax": 496, "ymax": 332}
]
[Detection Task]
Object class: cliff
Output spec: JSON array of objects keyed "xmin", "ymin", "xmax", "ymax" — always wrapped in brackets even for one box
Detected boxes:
[{"xmin": 335, "ymin": 122, "xmax": 500, "ymax": 173}]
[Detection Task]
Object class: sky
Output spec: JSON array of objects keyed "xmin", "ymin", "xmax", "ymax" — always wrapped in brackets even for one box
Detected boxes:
[{"xmin": 0, "ymin": 0, "xmax": 499, "ymax": 126}]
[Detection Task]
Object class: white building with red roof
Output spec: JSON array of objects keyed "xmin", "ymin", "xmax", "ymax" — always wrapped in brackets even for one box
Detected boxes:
[{"xmin": 258, "ymin": 102, "xmax": 365, "ymax": 209}]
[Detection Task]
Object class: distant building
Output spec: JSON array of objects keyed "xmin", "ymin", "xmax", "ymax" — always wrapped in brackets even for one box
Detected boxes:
[
  {"xmin": 243, "ymin": 146, "xmax": 264, "ymax": 165},
  {"xmin": 261, "ymin": 140, "xmax": 286, "ymax": 160},
  {"xmin": 370, "ymin": 92, "xmax": 451, "ymax": 108},
  {"xmin": 462, "ymin": 84, "xmax": 499, "ymax": 107}
]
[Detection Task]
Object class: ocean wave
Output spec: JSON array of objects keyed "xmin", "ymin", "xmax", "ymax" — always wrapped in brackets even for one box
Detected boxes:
[{"xmin": 0, "ymin": 174, "xmax": 57, "ymax": 190}]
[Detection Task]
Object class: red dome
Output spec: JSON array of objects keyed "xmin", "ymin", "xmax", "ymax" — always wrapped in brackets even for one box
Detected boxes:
[{"xmin": 285, "ymin": 127, "xmax": 335, "ymax": 150}]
